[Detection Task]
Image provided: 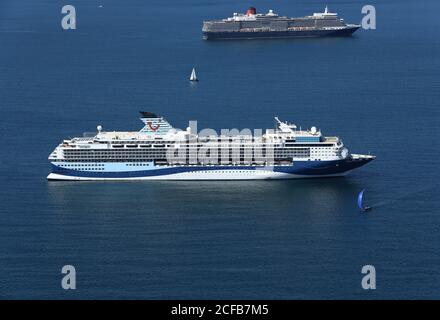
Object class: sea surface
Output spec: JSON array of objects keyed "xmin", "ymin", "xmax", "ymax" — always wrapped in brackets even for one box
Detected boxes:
[{"xmin": 0, "ymin": 0, "xmax": 439, "ymax": 299}]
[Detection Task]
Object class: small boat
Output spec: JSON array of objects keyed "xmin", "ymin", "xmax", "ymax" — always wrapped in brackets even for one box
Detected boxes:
[
  {"xmin": 190, "ymin": 67, "xmax": 198, "ymax": 81},
  {"xmin": 358, "ymin": 189, "xmax": 372, "ymax": 212}
]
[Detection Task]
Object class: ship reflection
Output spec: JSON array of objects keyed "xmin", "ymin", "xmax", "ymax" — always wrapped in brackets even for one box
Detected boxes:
[{"xmin": 47, "ymin": 178, "xmax": 363, "ymax": 218}]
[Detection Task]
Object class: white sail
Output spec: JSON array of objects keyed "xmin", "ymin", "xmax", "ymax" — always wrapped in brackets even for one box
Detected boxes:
[{"xmin": 190, "ymin": 68, "xmax": 198, "ymax": 81}]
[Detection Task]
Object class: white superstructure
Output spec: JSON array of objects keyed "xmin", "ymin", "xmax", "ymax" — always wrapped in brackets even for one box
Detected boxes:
[{"xmin": 47, "ymin": 112, "xmax": 374, "ymax": 180}]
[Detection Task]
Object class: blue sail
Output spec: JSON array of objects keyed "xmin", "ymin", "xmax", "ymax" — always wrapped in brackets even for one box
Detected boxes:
[{"xmin": 358, "ymin": 189, "xmax": 365, "ymax": 210}]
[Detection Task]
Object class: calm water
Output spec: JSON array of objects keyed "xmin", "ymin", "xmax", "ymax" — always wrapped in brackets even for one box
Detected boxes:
[{"xmin": 0, "ymin": 0, "xmax": 439, "ymax": 299}]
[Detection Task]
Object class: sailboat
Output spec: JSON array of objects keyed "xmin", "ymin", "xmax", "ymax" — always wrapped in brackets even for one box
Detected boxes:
[
  {"xmin": 358, "ymin": 189, "xmax": 372, "ymax": 212},
  {"xmin": 190, "ymin": 67, "xmax": 198, "ymax": 82}
]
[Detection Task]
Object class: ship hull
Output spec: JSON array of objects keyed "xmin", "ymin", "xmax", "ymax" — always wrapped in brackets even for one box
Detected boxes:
[
  {"xmin": 203, "ymin": 27, "xmax": 359, "ymax": 40},
  {"xmin": 47, "ymin": 156, "xmax": 373, "ymax": 181}
]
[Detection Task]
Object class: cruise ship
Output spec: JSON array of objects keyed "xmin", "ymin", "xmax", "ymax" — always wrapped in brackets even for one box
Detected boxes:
[
  {"xmin": 47, "ymin": 112, "xmax": 375, "ymax": 180},
  {"xmin": 202, "ymin": 6, "xmax": 360, "ymax": 40}
]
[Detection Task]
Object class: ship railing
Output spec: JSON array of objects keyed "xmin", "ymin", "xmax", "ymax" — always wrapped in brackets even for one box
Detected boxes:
[
  {"xmin": 240, "ymin": 27, "xmax": 271, "ymax": 32},
  {"xmin": 321, "ymin": 26, "xmax": 346, "ymax": 30},
  {"xmin": 287, "ymin": 26, "xmax": 317, "ymax": 31}
]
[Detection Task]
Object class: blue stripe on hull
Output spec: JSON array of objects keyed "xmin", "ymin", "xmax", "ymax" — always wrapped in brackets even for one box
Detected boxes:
[
  {"xmin": 203, "ymin": 27, "xmax": 359, "ymax": 40},
  {"xmin": 50, "ymin": 157, "xmax": 373, "ymax": 179}
]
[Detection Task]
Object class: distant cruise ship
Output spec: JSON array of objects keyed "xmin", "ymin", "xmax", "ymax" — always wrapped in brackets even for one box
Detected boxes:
[
  {"xmin": 47, "ymin": 112, "xmax": 375, "ymax": 180},
  {"xmin": 203, "ymin": 6, "xmax": 360, "ymax": 40}
]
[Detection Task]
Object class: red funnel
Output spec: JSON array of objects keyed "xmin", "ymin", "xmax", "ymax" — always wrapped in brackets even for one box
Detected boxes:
[{"xmin": 246, "ymin": 7, "xmax": 256, "ymax": 16}]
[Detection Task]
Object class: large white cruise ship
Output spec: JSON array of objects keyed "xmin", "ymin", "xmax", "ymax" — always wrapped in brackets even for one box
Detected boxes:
[{"xmin": 47, "ymin": 112, "xmax": 375, "ymax": 180}]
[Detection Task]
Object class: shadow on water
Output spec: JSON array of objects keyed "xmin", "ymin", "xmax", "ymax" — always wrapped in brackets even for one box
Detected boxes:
[
  {"xmin": 46, "ymin": 177, "xmax": 365, "ymax": 219},
  {"xmin": 201, "ymin": 35, "xmax": 359, "ymax": 48}
]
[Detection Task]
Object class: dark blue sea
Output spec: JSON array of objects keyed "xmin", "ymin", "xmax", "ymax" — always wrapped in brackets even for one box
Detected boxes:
[{"xmin": 0, "ymin": 0, "xmax": 439, "ymax": 299}]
